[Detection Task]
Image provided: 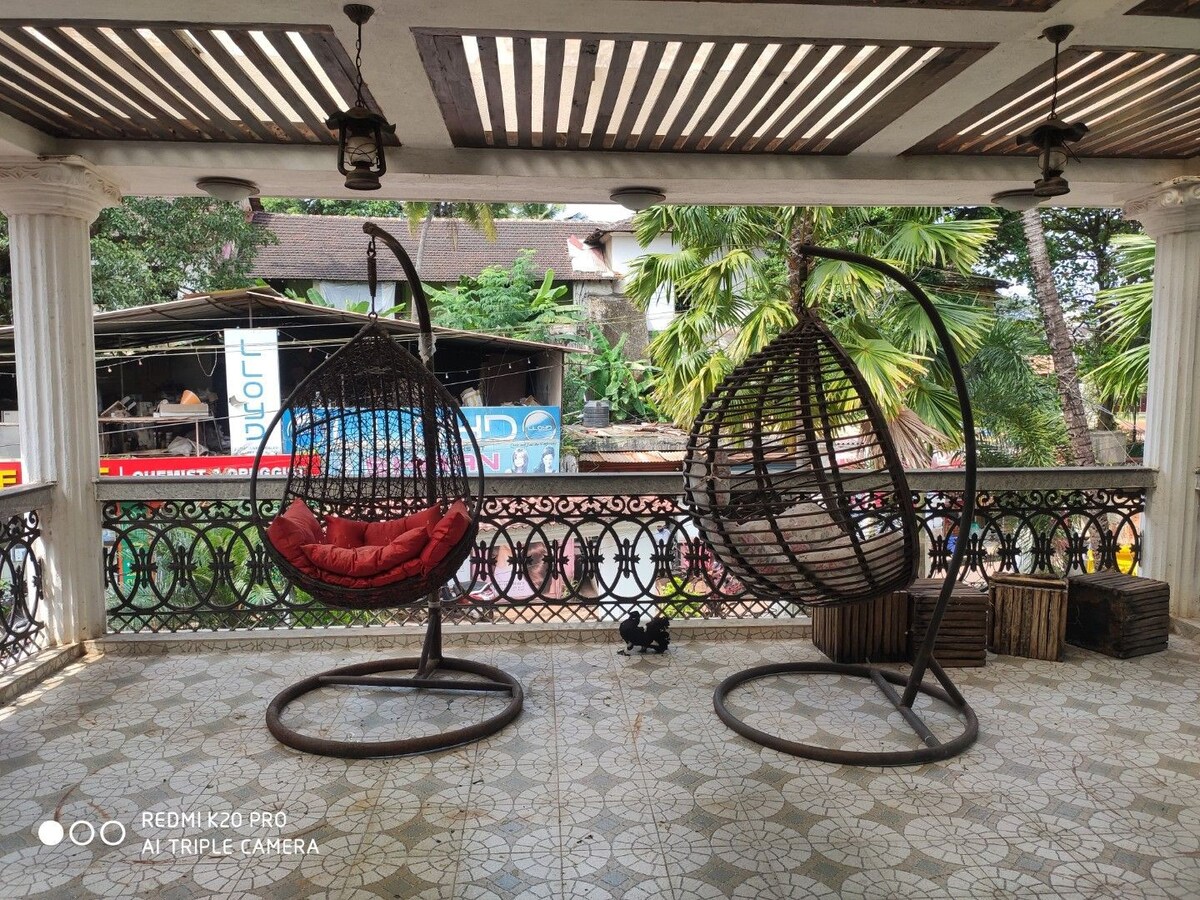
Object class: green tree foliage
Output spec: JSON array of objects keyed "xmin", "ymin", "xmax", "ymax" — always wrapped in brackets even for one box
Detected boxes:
[
  {"xmin": 425, "ymin": 250, "xmax": 578, "ymax": 343},
  {"xmin": 1085, "ymin": 234, "xmax": 1154, "ymax": 414},
  {"xmin": 967, "ymin": 313, "xmax": 1068, "ymax": 466},
  {"xmin": 624, "ymin": 205, "xmax": 997, "ymax": 462},
  {"xmin": 581, "ymin": 325, "xmax": 658, "ymax": 423},
  {"xmin": 1, "ymin": 197, "xmax": 273, "ymax": 320},
  {"xmin": 260, "ymin": 197, "xmax": 406, "ymax": 216},
  {"xmin": 259, "ymin": 198, "xmax": 562, "ymax": 221},
  {"xmin": 958, "ymin": 205, "xmax": 1144, "ymax": 433}
]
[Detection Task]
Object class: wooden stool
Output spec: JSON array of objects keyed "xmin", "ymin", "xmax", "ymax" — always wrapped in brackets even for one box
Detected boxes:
[
  {"xmin": 811, "ymin": 591, "xmax": 908, "ymax": 663},
  {"xmin": 989, "ymin": 574, "xmax": 1068, "ymax": 661},
  {"xmin": 907, "ymin": 579, "xmax": 989, "ymax": 668},
  {"xmin": 1067, "ymin": 571, "xmax": 1169, "ymax": 658}
]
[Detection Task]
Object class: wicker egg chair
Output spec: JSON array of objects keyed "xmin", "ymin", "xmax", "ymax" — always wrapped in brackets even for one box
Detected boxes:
[
  {"xmin": 697, "ymin": 245, "xmax": 979, "ymax": 766},
  {"xmin": 251, "ymin": 222, "xmax": 521, "ymax": 758}
]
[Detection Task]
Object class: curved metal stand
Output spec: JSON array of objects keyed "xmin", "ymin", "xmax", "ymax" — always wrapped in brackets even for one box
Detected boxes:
[
  {"xmin": 713, "ymin": 657, "xmax": 978, "ymax": 766},
  {"xmin": 709, "ymin": 245, "xmax": 981, "ymax": 767},
  {"xmin": 266, "ymin": 603, "xmax": 523, "ymax": 758}
]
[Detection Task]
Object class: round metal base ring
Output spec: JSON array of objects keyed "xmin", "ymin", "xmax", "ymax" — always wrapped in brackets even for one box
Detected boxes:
[
  {"xmin": 714, "ymin": 661, "xmax": 978, "ymax": 767},
  {"xmin": 266, "ymin": 656, "xmax": 523, "ymax": 758}
]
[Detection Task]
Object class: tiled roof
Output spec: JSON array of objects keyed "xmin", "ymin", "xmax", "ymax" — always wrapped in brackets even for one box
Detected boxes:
[{"xmin": 249, "ymin": 212, "xmax": 614, "ymax": 282}]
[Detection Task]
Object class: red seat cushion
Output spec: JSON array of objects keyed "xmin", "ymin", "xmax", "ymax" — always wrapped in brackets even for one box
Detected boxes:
[
  {"xmin": 307, "ymin": 557, "xmax": 426, "ymax": 590},
  {"xmin": 421, "ymin": 500, "xmax": 472, "ymax": 572},
  {"xmin": 303, "ymin": 525, "xmax": 430, "ymax": 578},
  {"xmin": 266, "ymin": 499, "xmax": 324, "ymax": 567},
  {"xmin": 364, "ymin": 505, "xmax": 442, "ymax": 547},
  {"xmin": 326, "ymin": 515, "xmax": 369, "ymax": 549}
]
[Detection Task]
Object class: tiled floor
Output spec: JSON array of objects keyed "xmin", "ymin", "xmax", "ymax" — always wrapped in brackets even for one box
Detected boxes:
[{"xmin": 2, "ymin": 635, "xmax": 1200, "ymax": 899}]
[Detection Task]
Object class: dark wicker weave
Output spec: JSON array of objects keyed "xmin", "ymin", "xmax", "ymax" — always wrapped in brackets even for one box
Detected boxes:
[
  {"xmin": 251, "ymin": 223, "xmax": 520, "ymax": 759},
  {"xmin": 685, "ymin": 290, "xmax": 918, "ymax": 609},
  {"xmin": 250, "ymin": 225, "xmax": 483, "ymax": 610}
]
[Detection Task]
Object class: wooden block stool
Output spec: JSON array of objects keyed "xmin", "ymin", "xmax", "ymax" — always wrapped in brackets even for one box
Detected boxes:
[
  {"xmin": 1067, "ymin": 571, "xmax": 1169, "ymax": 658},
  {"xmin": 989, "ymin": 574, "xmax": 1068, "ymax": 661},
  {"xmin": 907, "ymin": 578, "xmax": 989, "ymax": 668},
  {"xmin": 811, "ymin": 591, "xmax": 908, "ymax": 663}
]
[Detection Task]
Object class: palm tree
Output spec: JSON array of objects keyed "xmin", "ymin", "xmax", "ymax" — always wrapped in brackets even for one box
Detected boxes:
[
  {"xmin": 623, "ymin": 205, "xmax": 998, "ymax": 463},
  {"xmin": 967, "ymin": 316, "xmax": 1068, "ymax": 466},
  {"xmin": 1086, "ymin": 234, "xmax": 1154, "ymax": 415},
  {"xmin": 404, "ymin": 201, "xmax": 500, "ymax": 272},
  {"xmin": 1021, "ymin": 209, "xmax": 1096, "ymax": 465}
]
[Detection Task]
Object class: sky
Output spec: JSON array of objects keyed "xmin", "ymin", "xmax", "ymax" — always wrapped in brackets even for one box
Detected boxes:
[{"xmin": 558, "ymin": 203, "xmax": 629, "ymax": 222}]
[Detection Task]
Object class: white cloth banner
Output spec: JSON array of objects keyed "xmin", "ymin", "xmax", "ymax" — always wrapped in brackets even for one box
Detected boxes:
[{"xmin": 224, "ymin": 328, "xmax": 281, "ymax": 455}]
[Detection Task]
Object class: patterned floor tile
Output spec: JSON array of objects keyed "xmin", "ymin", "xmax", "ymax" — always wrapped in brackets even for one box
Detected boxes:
[{"xmin": 0, "ymin": 636, "xmax": 1198, "ymax": 897}]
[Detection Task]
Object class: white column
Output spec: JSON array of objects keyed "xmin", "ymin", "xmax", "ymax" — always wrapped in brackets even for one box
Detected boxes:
[
  {"xmin": 1124, "ymin": 177, "xmax": 1200, "ymax": 619},
  {"xmin": 0, "ymin": 157, "xmax": 120, "ymax": 643}
]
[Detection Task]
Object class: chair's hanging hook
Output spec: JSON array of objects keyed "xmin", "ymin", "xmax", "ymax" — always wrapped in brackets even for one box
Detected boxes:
[{"xmin": 366, "ymin": 235, "xmax": 379, "ymax": 319}]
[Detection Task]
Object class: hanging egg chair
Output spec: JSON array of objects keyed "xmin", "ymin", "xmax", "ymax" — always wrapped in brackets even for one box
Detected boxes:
[
  {"xmin": 700, "ymin": 244, "xmax": 979, "ymax": 766},
  {"xmin": 685, "ymin": 306, "xmax": 919, "ymax": 608},
  {"xmin": 251, "ymin": 222, "xmax": 521, "ymax": 758}
]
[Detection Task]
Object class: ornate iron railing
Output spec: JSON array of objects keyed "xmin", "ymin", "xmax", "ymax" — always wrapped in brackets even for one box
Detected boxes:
[
  {"xmin": 0, "ymin": 483, "xmax": 50, "ymax": 669},
  {"xmin": 99, "ymin": 469, "xmax": 1152, "ymax": 633}
]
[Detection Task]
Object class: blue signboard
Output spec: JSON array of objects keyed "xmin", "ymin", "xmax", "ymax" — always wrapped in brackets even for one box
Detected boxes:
[
  {"xmin": 282, "ymin": 405, "xmax": 560, "ymax": 476},
  {"xmin": 458, "ymin": 406, "xmax": 561, "ymax": 474}
]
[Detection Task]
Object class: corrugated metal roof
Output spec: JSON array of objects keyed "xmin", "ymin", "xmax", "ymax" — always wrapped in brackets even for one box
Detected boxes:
[{"xmin": 0, "ymin": 287, "xmax": 576, "ymax": 356}]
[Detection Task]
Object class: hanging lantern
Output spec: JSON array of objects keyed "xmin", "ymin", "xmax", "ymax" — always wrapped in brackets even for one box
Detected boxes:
[
  {"xmin": 1018, "ymin": 25, "xmax": 1088, "ymax": 199},
  {"xmin": 327, "ymin": 4, "xmax": 397, "ymax": 191}
]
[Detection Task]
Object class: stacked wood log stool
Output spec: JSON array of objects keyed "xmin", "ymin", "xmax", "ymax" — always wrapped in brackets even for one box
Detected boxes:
[
  {"xmin": 989, "ymin": 574, "xmax": 1069, "ymax": 661},
  {"xmin": 1065, "ymin": 571, "xmax": 1170, "ymax": 658},
  {"xmin": 811, "ymin": 578, "xmax": 988, "ymax": 667},
  {"xmin": 813, "ymin": 570, "xmax": 1170, "ymax": 667}
]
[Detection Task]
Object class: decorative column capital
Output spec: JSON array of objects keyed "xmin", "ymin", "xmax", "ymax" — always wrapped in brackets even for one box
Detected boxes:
[
  {"xmin": 1123, "ymin": 177, "xmax": 1200, "ymax": 238},
  {"xmin": 0, "ymin": 155, "xmax": 121, "ymax": 222}
]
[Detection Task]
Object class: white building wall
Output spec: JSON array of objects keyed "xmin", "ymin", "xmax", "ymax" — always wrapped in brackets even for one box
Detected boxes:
[{"xmin": 606, "ymin": 233, "xmax": 679, "ymax": 332}]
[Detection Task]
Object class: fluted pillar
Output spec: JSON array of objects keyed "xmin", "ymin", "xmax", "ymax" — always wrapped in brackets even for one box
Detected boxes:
[
  {"xmin": 0, "ymin": 156, "xmax": 120, "ymax": 643},
  {"xmin": 1124, "ymin": 177, "xmax": 1200, "ymax": 618}
]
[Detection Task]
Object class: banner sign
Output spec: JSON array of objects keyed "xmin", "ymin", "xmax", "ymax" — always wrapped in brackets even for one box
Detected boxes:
[
  {"xmin": 459, "ymin": 406, "xmax": 561, "ymax": 474},
  {"xmin": 224, "ymin": 328, "xmax": 282, "ymax": 456},
  {"xmin": 282, "ymin": 405, "xmax": 562, "ymax": 476},
  {"xmin": 0, "ymin": 455, "xmax": 298, "ymax": 487}
]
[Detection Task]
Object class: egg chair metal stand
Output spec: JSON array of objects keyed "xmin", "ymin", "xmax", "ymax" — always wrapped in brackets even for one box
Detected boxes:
[
  {"xmin": 702, "ymin": 245, "xmax": 978, "ymax": 766},
  {"xmin": 252, "ymin": 222, "xmax": 522, "ymax": 759}
]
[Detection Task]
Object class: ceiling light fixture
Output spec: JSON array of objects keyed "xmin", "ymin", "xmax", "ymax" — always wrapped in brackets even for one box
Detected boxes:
[
  {"xmin": 990, "ymin": 188, "xmax": 1041, "ymax": 212},
  {"xmin": 1017, "ymin": 25, "xmax": 1088, "ymax": 199},
  {"xmin": 195, "ymin": 177, "xmax": 259, "ymax": 203},
  {"xmin": 327, "ymin": 4, "xmax": 397, "ymax": 191},
  {"xmin": 610, "ymin": 187, "xmax": 666, "ymax": 211}
]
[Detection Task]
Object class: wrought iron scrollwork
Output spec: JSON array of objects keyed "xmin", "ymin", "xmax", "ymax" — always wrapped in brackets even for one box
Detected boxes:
[
  {"xmin": 103, "ymin": 480, "xmax": 1145, "ymax": 633},
  {"xmin": 1, "ymin": 510, "xmax": 45, "ymax": 669}
]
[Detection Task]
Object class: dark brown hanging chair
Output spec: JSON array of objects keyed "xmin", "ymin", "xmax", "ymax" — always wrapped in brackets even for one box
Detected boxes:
[
  {"xmin": 251, "ymin": 222, "xmax": 521, "ymax": 758},
  {"xmin": 698, "ymin": 245, "xmax": 979, "ymax": 766}
]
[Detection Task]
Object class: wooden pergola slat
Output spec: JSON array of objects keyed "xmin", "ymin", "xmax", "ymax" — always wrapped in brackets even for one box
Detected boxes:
[
  {"xmin": 0, "ymin": 19, "xmax": 365, "ymax": 144},
  {"xmin": 184, "ymin": 29, "xmax": 308, "ymax": 144},
  {"xmin": 660, "ymin": 41, "xmax": 733, "ymax": 152},
  {"xmin": 633, "ymin": 40, "xmax": 703, "ymax": 151},
  {"xmin": 0, "ymin": 27, "xmax": 170, "ymax": 141},
  {"xmin": 678, "ymin": 41, "xmax": 769, "ymax": 152},
  {"xmin": 475, "ymin": 34, "xmax": 508, "ymax": 146},
  {"xmin": 512, "ymin": 36, "xmax": 534, "ymax": 148},
  {"xmin": 909, "ymin": 47, "xmax": 1200, "ymax": 158},
  {"xmin": 609, "ymin": 39, "xmax": 666, "ymax": 149},
  {"xmin": 565, "ymin": 38, "xmax": 601, "ymax": 148}
]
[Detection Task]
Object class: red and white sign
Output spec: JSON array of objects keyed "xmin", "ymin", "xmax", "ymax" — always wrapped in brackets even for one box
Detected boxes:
[{"xmin": 0, "ymin": 455, "xmax": 299, "ymax": 487}]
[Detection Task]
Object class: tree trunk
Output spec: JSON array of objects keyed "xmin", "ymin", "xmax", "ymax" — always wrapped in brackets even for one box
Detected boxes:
[
  {"xmin": 1022, "ymin": 208, "xmax": 1096, "ymax": 465},
  {"xmin": 413, "ymin": 207, "xmax": 435, "ymax": 321},
  {"xmin": 786, "ymin": 209, "xmax": 815, "ymax": 308}
]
